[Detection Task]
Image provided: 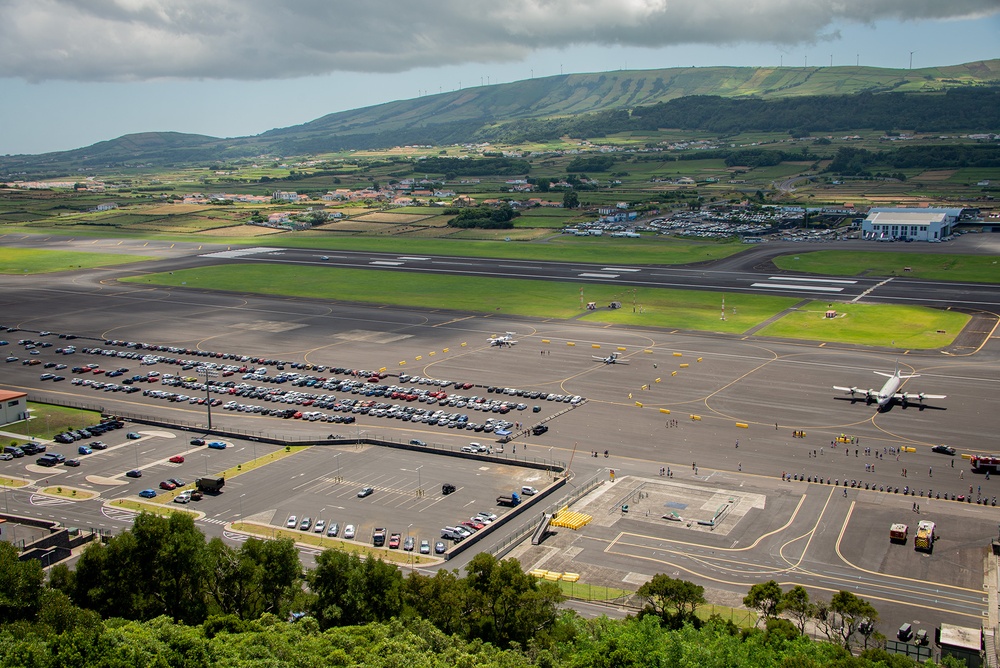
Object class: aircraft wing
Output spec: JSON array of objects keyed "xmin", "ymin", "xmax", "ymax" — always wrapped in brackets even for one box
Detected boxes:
[
  {"xmin": 833, "ymin": 386, "xmax": 854, "ymax": 393},
  {"xmin": 894, "ymin": 392, "xmax": 946, "ymax": 401}
]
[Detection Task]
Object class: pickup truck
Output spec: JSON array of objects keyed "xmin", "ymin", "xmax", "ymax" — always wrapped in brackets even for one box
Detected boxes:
[{"xmin": 372, "ymin": 527, "xmax": 386, "ymax": 547}]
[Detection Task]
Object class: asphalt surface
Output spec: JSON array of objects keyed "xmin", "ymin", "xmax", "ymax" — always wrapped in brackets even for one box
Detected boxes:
[{"xmin": 1, "ymin": 232, "xmax": 999, "ymax": 636}]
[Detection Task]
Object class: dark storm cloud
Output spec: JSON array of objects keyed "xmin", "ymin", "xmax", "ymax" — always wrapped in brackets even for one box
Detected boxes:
[{"xmin": 1, "ymin": 0, "xmax": 996, "ymax": 82}]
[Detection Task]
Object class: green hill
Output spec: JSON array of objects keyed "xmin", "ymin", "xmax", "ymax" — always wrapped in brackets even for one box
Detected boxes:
[{"xmin": 2, "ymin": 60, "xmax": 998, "ymax": 174}]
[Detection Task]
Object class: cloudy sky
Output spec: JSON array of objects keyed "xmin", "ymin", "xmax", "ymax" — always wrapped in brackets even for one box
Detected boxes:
[{"xmin": 1, "ymin": 0, "xmax": 998, "ymax": 155}]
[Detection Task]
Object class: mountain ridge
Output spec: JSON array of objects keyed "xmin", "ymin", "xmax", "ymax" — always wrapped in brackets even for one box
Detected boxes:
[{"xmin": 3, "ymin": 60, "xmax": 998, "ymax": 174}]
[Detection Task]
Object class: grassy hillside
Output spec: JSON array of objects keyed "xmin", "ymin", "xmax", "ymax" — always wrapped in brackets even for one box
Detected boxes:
[{"xmin": 1, "ymin": 60, "xmax": 997, "ymax": 175}]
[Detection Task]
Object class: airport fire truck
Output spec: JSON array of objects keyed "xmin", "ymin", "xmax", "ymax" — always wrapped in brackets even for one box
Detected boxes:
[
  {"xmin": 970, "ymin": 455, "xmax": 1000, "ymax": 473},
  {"xmin": 890, "ymin": 523, "xmax": 908, "ymax": 543},
  {"xmin": 914, "ymin": 520, "xmax": 936, "ymax": 552}
]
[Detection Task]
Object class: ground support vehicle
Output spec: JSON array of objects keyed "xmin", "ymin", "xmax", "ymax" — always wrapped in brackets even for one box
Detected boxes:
[{"xmin": 915, "ymin": 520, "xmax": 936, "ymax": 552}]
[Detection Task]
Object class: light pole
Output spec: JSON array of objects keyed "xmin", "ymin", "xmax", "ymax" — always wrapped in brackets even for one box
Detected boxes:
[
  {"xmin": 407, "ymin": 523, "xmax": 413, "ymax": 571},
  {"xmin": 198, "ymin": 367, "xmax": 218, "ymax": 430},
  {"xmin": 415, "ymin": 465, "xmax": 422, "ymax": 496},
  {"xmin": 548, "ymin": 447, "xmax": 553, "ymax": 476}
]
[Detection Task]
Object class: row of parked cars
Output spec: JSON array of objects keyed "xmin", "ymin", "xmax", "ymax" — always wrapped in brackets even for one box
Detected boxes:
[
  {"xmin": 53, "ymin": 419, "xmax": 126, "ymax": 444},
  {"xmin": 441, "ymin": 510, "xmax": 499, "ymax": 543}
]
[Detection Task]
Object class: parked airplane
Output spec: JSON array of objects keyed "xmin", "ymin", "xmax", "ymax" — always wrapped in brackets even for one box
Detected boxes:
[
  {"xmin": 833, "ymin": 362, "xmax": 945, "ymax": 410},
  {"xmin": 488, "ymin": 332, "xmax": 518, "ymax": 347},
  {"xmin": 593, "ymin": 352, "xmax": 628, "ymax": 365}
]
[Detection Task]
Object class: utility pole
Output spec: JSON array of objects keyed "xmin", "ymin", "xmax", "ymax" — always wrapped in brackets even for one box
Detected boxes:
[{"xmin": 198, "ymin": 367, "xmax": 217, "ymax": 430}]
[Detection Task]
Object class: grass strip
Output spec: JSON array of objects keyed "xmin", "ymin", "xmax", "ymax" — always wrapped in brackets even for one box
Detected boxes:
[
  {"xmin": 0, "ymin": 248, "xmax": 157, "ymax": 274},
  {"xmin": 773, "ymin": 250, "xmax": 1000, "ymax": 283},
  {"xmin": 123, "ymin": 264, "xmax": 798, "ymax": 334},
  {"xmin": 755, "ymin": 301, "xmax": 968, "ymax": 348}
]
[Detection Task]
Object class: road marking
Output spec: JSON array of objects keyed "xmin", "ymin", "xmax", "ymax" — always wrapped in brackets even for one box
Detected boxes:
[
  {"xmin": 768, "ymin": 276, "xmax": 857, "ymax": 284},
  {"xmin": 751, "ymin": 282, "xmax": 844, "ymax": 292},
  {"xmin": 201, "ymin": 247, "xmax": 284, "ymax": 258},
  {"xmin": 397, "ymin": 256, "xmax": 430, "ymax": 261},
  {"xmin": 603, "ymin": 267, "xmax": 640, "ymax": 272},
  {"xmin": 370, "ymin": 261, "xmax": 403, "ymax": 266},
  {"xmin": 580, "ymin": 273, "xmax": 619, "ymax": 279}
]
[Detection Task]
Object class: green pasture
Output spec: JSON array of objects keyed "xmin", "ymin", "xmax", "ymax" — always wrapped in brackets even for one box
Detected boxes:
[
  {"xmin": 773, "ymin": 250, "xmax": 1000, "ymax": 283},
  {"xmin": 755, "ymin": 302, "xmax": 968, "ymax": 348},
  {"xmin": 0, "ymin": 248, "xmax": 157, "ymax": 274}
]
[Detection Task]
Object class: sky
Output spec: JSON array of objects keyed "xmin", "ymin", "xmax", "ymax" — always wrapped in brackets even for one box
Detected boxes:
[{"xmin": 1, "ymin": 0, "xmax": 998, "ymax": 156}]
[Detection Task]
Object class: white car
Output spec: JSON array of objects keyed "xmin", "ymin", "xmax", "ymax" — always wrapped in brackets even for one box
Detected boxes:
[
  {"xmin": 286, "ymin": 515, "xmax": 297, "ymax": 528},
  {"xmin": 314, "ymin": 520, "xmax": 326, "ymax": 533},
  {"xmin": 343, "ymin": 524, "xmax": 356, "ymax": 539}
]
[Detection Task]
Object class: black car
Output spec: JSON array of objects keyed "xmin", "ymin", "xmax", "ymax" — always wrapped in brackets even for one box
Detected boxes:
[
  {"xmin": 126, "ymin": 469, "xmax": 142, "ymax": 478},
  {"xmin": 532, "ymin": 424, "xmax": 549, "ymax": 436},
  {"xmin": 931, "ymin": 445, "xmax": 957, "ymax": 456}
]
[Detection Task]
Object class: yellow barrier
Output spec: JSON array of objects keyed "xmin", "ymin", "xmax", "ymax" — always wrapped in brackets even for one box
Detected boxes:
[
  {"xmin": 442, "ymin": 348, "xmax": 449, "ymax": 353},
  {"xmin": 530, "ymin": 570, "xmax": 549, "ymax": 578},
  {"xmin": 655, "ymin": 378, "xmax": 661, "ymax": 383},
  {"xmin": 679, "ymin": 363, "xmax": 689, "ymax": 368},
  {"xmin": 659, "ymin": 408, "xmax": 671, "ymax": 414},
  {"xmin": 379, "ymin": 367, "xmax": 386, "ymax": 373},
  {"xmin": 544, "ymin": 572, "xmax": 562, "ymax": 581},
  {"xmin": 903, "ymin": 446, "xmax": 916, "ymax": 453},
  {"xmin": 541, "ymin": 339, "xmax": 550, "ymax": 344},
  {"xmin": 671, "ymin": 371, "xmax": 677, "ymax": 376},
  {"xmin": 736, "ymin": 423, "xmax": 749, "ymax": 429},
  {"xmin": 461, "ymin": 342, "xmax": 467, "ymax": 347},
  {"xmin": 429, "ymin": 351, "xmax": 436, "ymax": 356},
  {"xmin": 617, "ymin": 347, "xmax": 627, "ymax": 351},
  {"xmin": 415, "ymin": 356, "xmax": 422, "ymax": 361},
  {"xmin": 673, "ymin": 352, "xmax": 683, "ymax": 357},
  {"xmin": 592, "ymin": 344, "xmax": 601, "ymax": 349},
  {"xmin": 644, "ymin": 349, "xmax": 653, "ymax": 354},
  {"xmin": 962, "ymin": 453, "xmax": 972, "ymax": 460},
  {"xmin": 399, "ymin": 361, "xmax": 406, "ymax": 366},
  {"xmin": 690, "ymin": 415, "xmax": 702, "ymax": 421},
  {"xmin": 562, "ymin": 573, "xmax": 580, "ymax": 583},
  {"xmin": 641, "ymin": 384, "xmax": 648, "ymax": 390},
  {"xmin": 567, "ymin": 342, "xmax": 576, "ymax": 347},
  {"xmin": 635, "ymin": 401, "xmax": 643, "ymax": 407},
  {"xmin": 697, "ymin": 357, "xmax": 703, "ymax": 362}
]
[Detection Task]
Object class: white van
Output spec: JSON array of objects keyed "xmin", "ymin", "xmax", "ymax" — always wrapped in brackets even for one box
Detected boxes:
[{"xmin": 521, "ymin": 486, "xmax": 538, "ymax": 496}]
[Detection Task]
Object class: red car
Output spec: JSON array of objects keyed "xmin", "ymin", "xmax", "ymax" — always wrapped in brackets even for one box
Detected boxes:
[
  {"xmin": 168, "ymin": 455, "xmax": 185, "ymax": 464},
  {"xmin": 159, "ymin": 480, "xmax": 177, "ymax": 490},
  {"xmin": 388, "ymin": 533, "xmax": 401, "ymax": 549}
]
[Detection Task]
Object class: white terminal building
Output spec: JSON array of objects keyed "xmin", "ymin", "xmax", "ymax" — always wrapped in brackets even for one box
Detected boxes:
[{"xmin": 861, "ymin": 207, "xmax": 962, "ymax": 242}]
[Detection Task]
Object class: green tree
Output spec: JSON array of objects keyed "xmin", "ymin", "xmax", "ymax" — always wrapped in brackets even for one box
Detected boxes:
[
  {"xmin": 743, "ymin": 580, "xmax": 783, "ymax": 626},
  {"xmin": 308, "ymin": 549, "xmax": 404, "ymax": 629},
  {"xmin": 73, "ymin": 512, "xmax": 209, "ymax": 623},
  {"xmin": 818, "ymin": 590, "xmax": 879, "ymax": 649},
  {"xmin": 464, "ymin": 553, "xmax": 563, "ymax": 647},
  {"xmin": 0, "ymin": 540, "xmax": 44, "ymax": 622},
  {"xmin": 778, "ymin": 585, "xmax": 813, "ymax": 634},
  {"xmin": 403, "ymin": 569, "xmax": 469, "ymax": 636},
  {"xmin": 563, "ymin": 190, "xmax": 579, "ymax": 209},
  {"xmin": 636, "ymin": 574, "xmax": 705, "ymax": 626}
]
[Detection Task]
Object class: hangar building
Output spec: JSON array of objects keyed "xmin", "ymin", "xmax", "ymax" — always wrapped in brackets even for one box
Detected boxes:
[
  {"xmin": 0, "ymin": 390, "xmax": 28, "ymax": 426},
  {"xmin": 861, "ymin": 207, "xmax": 962, "ymax": 242}
]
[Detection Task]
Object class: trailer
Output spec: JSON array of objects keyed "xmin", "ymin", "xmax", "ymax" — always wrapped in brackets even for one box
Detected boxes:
[{"xmin": 914, "ymin": 520, "xmax": 936, "ymax": 552}]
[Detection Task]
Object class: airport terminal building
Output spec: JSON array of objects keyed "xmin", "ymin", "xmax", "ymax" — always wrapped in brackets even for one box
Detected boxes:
[{"xmin": 861, "ymin": 207, "xmax": 962, "ymax": 242}]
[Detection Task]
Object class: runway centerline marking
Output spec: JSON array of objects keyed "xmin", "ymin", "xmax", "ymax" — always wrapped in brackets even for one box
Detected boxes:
[
  {"xmin": 580, "ymin": 273, "xmax": 619, "ymax": 279},
  {"xmin": 767, "ymin": 276, "xmax": 857, "ymax": 284}
]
